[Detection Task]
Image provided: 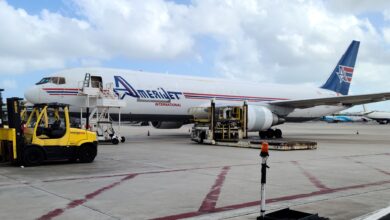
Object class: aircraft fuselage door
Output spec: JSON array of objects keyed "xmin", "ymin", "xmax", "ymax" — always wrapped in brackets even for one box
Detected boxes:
[{"xmin": 91, "ymin": 76, "xmax": 103, "ymax": 89}]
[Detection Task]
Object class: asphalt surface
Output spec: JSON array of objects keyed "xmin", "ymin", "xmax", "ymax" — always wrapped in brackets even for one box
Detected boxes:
[{"xmin": 0, "ymin": 122, "xmax": 389, "ymax": 220}]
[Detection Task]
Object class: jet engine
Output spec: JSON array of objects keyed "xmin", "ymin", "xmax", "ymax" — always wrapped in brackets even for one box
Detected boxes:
[
  {"xmin": 247, "ymin": 105, "xmax": 284, "ymax": 131},
  {"xmin": 151, "ymin": 121, "xmax": 184, "ymax": 129}
]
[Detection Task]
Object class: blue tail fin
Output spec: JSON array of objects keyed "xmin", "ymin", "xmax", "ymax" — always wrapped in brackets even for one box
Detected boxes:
[{"xmin": 321, "ymin": 40, "xmax": 360, "ymax": 95}]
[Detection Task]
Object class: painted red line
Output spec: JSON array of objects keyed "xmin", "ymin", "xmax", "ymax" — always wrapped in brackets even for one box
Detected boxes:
[
  {"xmin": 153, "ymin": 179, "xmax": 390, "ymax": 220},
  {"xmin": 42, "ymin": 164, "xmax": 254, "ymax": 183},
  {"xmin": 344, "ymin": 152, "xmax": 390, "ymax": 158},
  {"xmin": 291, "ymin": 161, "xmax": 329, "ymax": 190},
  {"xmin": 349, "ymin": 159, "xmax": 390, "ymax": 176},
  {"xmin": 37, "ymin": 174, "xmax": 137, "ymax": 220},
  {"xmin": 0, "ymin": 183, "xmax": 17, "ymax": 187},
  {"xmin": 198, "ymin": 166, "xmax": 230, "ymax": 213},
  {"xmin": 39, "ymin": 154, "xmax": 390, "ymax": 183}
]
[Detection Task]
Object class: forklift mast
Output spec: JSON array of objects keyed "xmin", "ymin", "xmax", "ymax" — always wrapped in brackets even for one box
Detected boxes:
[{"xmin": 6, "ymin": 98, "xmax": 24, "ymax": 161}]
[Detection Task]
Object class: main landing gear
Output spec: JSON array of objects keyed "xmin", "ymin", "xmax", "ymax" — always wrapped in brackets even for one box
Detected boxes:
[{"xmin": 259, "ymin": 128, "xmax": 282, "ymax": 139}]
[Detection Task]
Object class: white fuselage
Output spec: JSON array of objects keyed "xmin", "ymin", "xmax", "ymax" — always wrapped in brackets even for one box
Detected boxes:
[
  {"xmin": 365, "ymin": 111, "xmax": 390, "ymax": 123},
  {"xmin": 24, "ymin": 68, "xmax": 348, "ymax": 122}
]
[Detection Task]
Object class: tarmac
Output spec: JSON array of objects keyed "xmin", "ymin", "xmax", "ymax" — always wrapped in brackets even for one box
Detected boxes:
[{"xmin": 0, "ymin": 121, "xmax": 389, "ymax": 220}]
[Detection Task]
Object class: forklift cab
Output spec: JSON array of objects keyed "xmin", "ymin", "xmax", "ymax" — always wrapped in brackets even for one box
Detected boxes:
[
  {"xmin": 24, "ymin": 104, "xmax": 69, "ymax": 146},
  {"xmin": 0, "ymin": 101, "xmax": 97, "ymax": 166}
]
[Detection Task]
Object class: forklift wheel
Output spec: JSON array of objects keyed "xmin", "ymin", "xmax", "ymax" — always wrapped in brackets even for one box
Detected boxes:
[
  {"xmin": 78, "ymin": 144, "xmax": 97, "ymax": 163},
  {"xmin": 23, "ymin": 146, "xmax": 45, "ymax": 166},
  {"xmin": 121, "ymin": 136, "xmax": 125, "ymax": 143},
  {"xmin": 112, "ymin": 138, "xmax": 119, "ymax": 145},
  {"xmin": 199, "ymin": 132, "xmax": 206, "ymax": 144}
]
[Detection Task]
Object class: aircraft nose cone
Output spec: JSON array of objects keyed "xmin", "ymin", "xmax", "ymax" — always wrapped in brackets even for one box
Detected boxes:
[{"xmin": 24, "ymin": 86, "xmax": 41, "ymax": 103}]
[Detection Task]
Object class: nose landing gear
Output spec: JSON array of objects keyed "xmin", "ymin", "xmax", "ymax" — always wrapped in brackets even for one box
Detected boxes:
[{"xmin": 259, "ymin": 128, "xmax": 282, "ymax": 139}]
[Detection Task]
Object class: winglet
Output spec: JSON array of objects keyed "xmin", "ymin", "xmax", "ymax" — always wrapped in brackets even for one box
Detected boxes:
[{"xmin": 321, "ymin": 40, "xmax": 360, "ymax": 95}]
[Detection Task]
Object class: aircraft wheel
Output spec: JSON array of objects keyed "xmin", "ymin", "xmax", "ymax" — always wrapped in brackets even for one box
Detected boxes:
[
  {"xmin": 78, "ymin": 144, "xmax": 97, "ymax": 163},
  {"xmin": 266, "ymin": 129, "xmax": 275, "ymax": 139},
  {"xmin": 199, "ymin": 132, "xmax": 206, "ymax": 144},
  {"xmin": 112, "ymin": 138, "xmax": 119, "ymax": 145},
  {"xmin": 23, "ymin": 146, "xmax": 45, "ymax": 166},
  {"xmin": 259, "ymin": 131, "xmax": 267, "ymax": 139},
  {"xmin": 121, "ymin": 136, "xmax": 126, "ymax": 143},
  {"xmin": 68, "ymin": 157, "xmax": 78, "ymax": 163},
  {"xmin": 275, "ymin": 129, "xmax": 282, "ymax": 139}
]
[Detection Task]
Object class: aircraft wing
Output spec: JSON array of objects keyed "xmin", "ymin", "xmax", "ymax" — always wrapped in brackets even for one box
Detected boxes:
[{"xmin": 270, "ymin": 92, "xmax": 390, "ymax": 109}]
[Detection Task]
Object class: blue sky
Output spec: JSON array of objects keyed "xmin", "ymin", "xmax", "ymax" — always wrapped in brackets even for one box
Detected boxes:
[{"xmin": 1, "ymin": 0, "xmax": 390, "ymax": 112}]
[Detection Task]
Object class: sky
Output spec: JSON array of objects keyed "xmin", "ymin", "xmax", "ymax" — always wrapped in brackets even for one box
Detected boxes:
[{"xmin": 1, "ymin": 0, "xmax": 390, "ymax": 112}]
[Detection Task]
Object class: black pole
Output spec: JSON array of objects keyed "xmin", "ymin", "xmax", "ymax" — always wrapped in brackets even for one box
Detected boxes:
[
  {"xmin": 257, "ymin": 143, "xmax": 270, "ymax": 220},
  {"xmin": 0, "ymin": 89, "xmax": 3, "ymax": 128},
  {"xmin": 211, "ymin": 99, "xmax": 215, "ymax": 140},
  {"xmin": 244, "ymin": 101, "xmax": 248, "ymax": 139},
  {"xmin": 86, "ymin": 107, "xmax": 90, "ymax": 130}
]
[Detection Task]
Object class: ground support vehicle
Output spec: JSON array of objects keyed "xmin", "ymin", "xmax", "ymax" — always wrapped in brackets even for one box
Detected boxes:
[
  {"xmin": 190, "ymin": 100, "xmax": 248, "ymax": 143},
  {"xmin": 0, "ymin": 98, "xmax": 98, "ymax": 166}
]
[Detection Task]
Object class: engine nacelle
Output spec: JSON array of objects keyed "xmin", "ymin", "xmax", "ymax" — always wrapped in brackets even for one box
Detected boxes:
[
  {"xmin": 247, "ymin": 106, "xmax": 283, "ymax": 131},
  {"xmin": 151, "ymin": 121, "xmax": 184, "ymax": 129}
]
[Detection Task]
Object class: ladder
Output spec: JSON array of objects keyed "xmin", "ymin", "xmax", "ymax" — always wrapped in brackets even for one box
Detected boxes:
[
  {"xmin": 88, "ymin": 107, "xmax": 109, "ymax": 122},
  {"xmin": 82, "ymin": 73, "xmax": 91, "ymax": 89}
]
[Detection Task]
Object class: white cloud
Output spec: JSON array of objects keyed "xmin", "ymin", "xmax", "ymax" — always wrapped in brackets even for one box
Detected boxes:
[
  {"xmin": 73, "ymin": 0, "xmax": 194, "ymax": 59},
  {"xmin": 326, "ymin": 0, "xmax": 390, "ymax": 14},
  {"xmin": 384, "ymin": 9, "xmax": 390, "ymax": 21},
  {"xmin": 0, "ymin": 79, "xmax": 17, "ymax": 89},
  {"xmin": 0, "ymin": 1, "xmax": 103, "ymax": 74},
  {"xmin": 0, "ymin": 0, "xmax": 390, "ymax": 98}
]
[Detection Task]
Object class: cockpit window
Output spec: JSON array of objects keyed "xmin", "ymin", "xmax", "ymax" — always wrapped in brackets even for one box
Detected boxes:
[
  {"xmin": 36, "ymin": 77, "xmax": 66, "ymax": 85},
  {"xmin": 58, "ymin": 77, "xmax": 65, "ymax": 84},
  {"xmin": 36, "ymin": 78, "xmax": 50, "ymax": 85}
]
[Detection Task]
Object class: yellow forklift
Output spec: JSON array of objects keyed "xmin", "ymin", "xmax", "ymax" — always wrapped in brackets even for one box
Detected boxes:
[{"xmin": 0, "ymin": 97, "xmax": 98, "ymax": 166}]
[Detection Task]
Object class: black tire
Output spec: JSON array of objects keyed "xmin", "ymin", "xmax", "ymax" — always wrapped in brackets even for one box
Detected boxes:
[
  {"xmin": 266, "ymin": 129, "xmax": 275, "ymax": 139},
  {"xmin": 112, "ymin": 138, "xmax": 119, "ymax": 145},
  {"xmin": 68, "ymin": 157, "xmax": 78, "ymax": 163},
  {"xmin": 274, "ymin": 129, "xmax": 282, "ymax": 139},
  {"xmin": 259, "ymin": 131, "xmax": 267, "ymax": 139},
  {"xmin": 78, "ymin": 144, "xmax": 97, "ymax": 163},
  {"xmin": 197, "ymin": 131, "xmax": 205, "ymax": 144},
  {"xmin": 23, "ymin": 146, "xmax": 45, "ymax": 166},
  {"xmin": 121, "ymin": 136, "xmax": 126, "ymax": 143}
]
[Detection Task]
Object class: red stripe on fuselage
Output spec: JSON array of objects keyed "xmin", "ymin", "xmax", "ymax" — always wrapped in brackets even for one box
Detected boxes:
[
  {"xmin": 183, "ymin": 92, "xmax": 289, "ymax": 100},
  {"xmin": 43, "ymin": 88, "xmax": 80, "ymax": 91}
]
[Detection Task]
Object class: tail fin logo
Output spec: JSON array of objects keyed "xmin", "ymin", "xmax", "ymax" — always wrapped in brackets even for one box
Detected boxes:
[{"xmin": 336, "ymin": 65, "xmax": 354, "ymax": 84}]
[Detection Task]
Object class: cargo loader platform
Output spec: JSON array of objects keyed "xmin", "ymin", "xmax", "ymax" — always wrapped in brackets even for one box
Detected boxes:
[{"xmin": 200, "ymin": 138, "xmax": 317, "ymax": 151}]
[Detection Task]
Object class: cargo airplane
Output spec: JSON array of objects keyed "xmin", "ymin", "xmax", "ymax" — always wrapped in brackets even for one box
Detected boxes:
[
  {"xmin": 362, "ymin": 105, "xmax": 390, "ymax": 124},
  {"xmin": 24, "ymin": 40, "xmax": 390, "ymax": 138}
]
